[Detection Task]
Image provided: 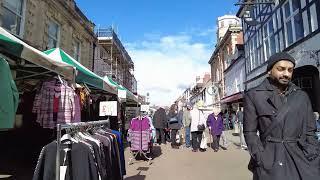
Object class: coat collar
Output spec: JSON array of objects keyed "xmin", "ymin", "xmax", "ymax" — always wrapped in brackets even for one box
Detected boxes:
[
  {"xmin": 255, "ymin": 78, "xmax": 300, "ymax": 110},
  {"xmin": 255, "ymin": 78, "xmax": 299, "ymax": 93}
]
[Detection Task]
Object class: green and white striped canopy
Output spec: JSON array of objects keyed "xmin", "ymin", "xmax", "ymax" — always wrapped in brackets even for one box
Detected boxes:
[
  {"xmin": 0, "ymin": 27, "xmax": 75, "ymax": 80},
  {"xmin": 103, "ymin": 76, "xmax": 139, "ymax": 103},
  {"xmin": 44, "ymin": 48, "xmax": 116, "ymax": 94}
]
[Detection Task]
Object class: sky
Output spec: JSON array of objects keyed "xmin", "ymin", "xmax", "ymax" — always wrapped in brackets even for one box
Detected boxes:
[{"xmin": 75, "ymin": 0, "xmax": 239, "ymax": 106}]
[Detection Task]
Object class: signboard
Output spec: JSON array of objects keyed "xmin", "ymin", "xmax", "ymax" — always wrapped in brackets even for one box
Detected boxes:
[
  {"xmin": 118, "ymin": 89, "xmax": 127, "ymax": 99},
  {"xmin": 140, "ymin": 105, "xmax": 149, "ymax": 112},
  {"xmin": 99, "ymin": 101, "xmax": 117, "ymax": 116}
]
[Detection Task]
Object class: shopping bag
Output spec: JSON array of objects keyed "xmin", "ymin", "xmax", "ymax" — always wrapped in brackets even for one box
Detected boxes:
[
  {"xmin": 200, "ymin": 132, "xmax": 208, "ymax": 149},
  {"xmin": 220, "ymin": 131, "xmax": 230, "ymax": 148},
  {"xmin": 176, "ymin": 131, "xmax": 181, "ymax": 144},
  {"xmin": 234, "ymin": 122, "xmax": 239, "ymax": 134}
]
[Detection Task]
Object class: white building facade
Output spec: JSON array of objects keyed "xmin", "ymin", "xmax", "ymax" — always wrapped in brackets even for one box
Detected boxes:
[{"xmin": 237, "ymin": 0, "xmax": 320, "ymax": 112}]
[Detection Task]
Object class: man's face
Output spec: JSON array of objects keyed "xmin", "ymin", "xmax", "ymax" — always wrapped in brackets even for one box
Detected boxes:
[{"xmin": 269, "ymin": 60, "xmax": 294, "ymax": 86}]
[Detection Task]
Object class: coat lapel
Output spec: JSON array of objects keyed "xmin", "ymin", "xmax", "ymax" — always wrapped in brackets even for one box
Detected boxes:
[{"xmin": 256, "ymin": 79, "xmax": 279, "ymax": 111}]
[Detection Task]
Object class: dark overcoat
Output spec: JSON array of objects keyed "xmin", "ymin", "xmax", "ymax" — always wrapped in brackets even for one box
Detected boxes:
[
  {"xmin": 244, "ymin": 78, "xmax": 320, "ymax": 180},
  {"xmin": 153, "ymin": 108, "xmax": 167, "ymax": 129}
]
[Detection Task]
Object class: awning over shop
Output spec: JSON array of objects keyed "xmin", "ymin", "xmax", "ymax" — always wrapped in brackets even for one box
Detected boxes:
[
  {"xmin": 220, "ymin": 92, "xmax": 244, "ymax": 104},
  {"xmin": 103, "ymin": 76, "xmax": 139, "ymax": 103},
  {"xmin": 44, "ymin": 48, "xmax": 116, "ymax": 94},
  {"xmin": 0, "ymin": 27, "xmax": 75, "ymax": 80}
]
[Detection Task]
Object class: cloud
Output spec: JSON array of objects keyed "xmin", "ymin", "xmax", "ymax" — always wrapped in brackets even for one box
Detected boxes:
[{"xmin": 126, "ymin": 29, "xmax": 213, "ymax": 106}]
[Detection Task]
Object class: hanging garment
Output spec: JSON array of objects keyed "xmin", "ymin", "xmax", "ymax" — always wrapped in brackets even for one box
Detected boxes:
[
  {"xmin": 32, "ymin": 78, "xmax": 81, "ymax": 128},
  {"xmin": 128, "ymin": 117, "xmax": 152, "ymax": 151},
  {"xmin": 33, "ymin": 141, "xmax": 99, "ymax": 180},
  {"xmin": 33, "ymin": 127, "xmax": 125, "ymax": 180},
  {"xmin": 0, "ymin": 57, "xmax": 19, "ymax": 129},
  {"xmin": 112, "ymin": 130, "xmax": 126, "ymax": 176}
]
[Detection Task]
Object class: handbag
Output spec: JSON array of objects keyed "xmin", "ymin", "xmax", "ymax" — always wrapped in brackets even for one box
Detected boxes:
[
  {"xmin": 169, "ymin": 117, "xmax": 178, "ymax": 124},
  {"xmin": 197, "ymin": 110, "xmax": 205, "ymax": 131}
]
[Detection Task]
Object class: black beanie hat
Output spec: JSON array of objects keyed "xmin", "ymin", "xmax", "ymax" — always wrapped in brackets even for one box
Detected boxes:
[{"xmin": 266, "ymin": 52, "xmax": 296, "ymax": 72}]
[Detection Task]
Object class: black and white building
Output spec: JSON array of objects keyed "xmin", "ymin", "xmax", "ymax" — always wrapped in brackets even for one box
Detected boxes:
[{"xmin": 237, "ymin": 0, "xmax": 320, "ymax": 112}]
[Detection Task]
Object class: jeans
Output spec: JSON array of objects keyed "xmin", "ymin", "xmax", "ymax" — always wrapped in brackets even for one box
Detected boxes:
[
  {"xmin": 185, "ymin": 127, "xmax": 191, "ymax": 147},
  {"xmin": 191, "ymin": 131, "xmax": 203, "ymax": 151},
  {"xmin": 239, "ymin": 122, "xmax": 247, "ymax": 147},
  {"xmin": 156, "ymin": 128, "xmax": 166, "ymax": 144},
  {"xmin": 212, "ymin": 134, "xmax": 221, "ymax": 150},
  {"xmin": 171, "ymin": 129, "xmax": 178, "ymax": 145}
]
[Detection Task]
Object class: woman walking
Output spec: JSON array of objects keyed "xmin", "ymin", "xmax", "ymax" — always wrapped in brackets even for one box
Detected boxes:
[
  {"xmin": 207, "ymin": 108, "xmax": 224, "ymax": 152},
  {"xmin": 190, "ymin": 102, "xmax": 207, "ymax": 152},
  {"xmin": 167, "ymin": 104, "xmax": 182, "ymax": 149}
]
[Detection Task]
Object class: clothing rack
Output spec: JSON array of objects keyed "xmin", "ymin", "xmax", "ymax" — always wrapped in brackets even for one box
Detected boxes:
[{"xmin": 56, "ymin": 120, "xmax": 110, "ymax": 180}]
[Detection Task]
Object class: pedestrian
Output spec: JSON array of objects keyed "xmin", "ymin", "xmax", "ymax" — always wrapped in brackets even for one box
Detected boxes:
[
  {"xmin": 237, "ymin": 107, "xmax": 247, "ymax": 149},
  {"xmin": 223, "ymin": 110, "xmax": 230, "ymax": 130},
  {"xmin": 190, "ymin": 101, "xmax": 207, "ymax": 152},
  {"xmin": 244, "ymin": 52, "xmax": 320, "ymax": 180},
  {"xmin": 153, "ymin": 107, "xmax": 167, "ymax": 145},
  {"xmin": 182, "ymin": 103, "xmax": 192, "ymax": 148},
  {"xmin": 314, "ymin": 112, "xmax": 320, "ymax": 131},
  {"xmin": 230, "ymin": 111, "xmax": 236, "ymax": 130},
  {"xmin": 167, "ymin": 104, "xmax": 182, "ymax": 149},
  {"xmin": 207, "ymin": 108, "xmax": 224, "ymax": 152}
]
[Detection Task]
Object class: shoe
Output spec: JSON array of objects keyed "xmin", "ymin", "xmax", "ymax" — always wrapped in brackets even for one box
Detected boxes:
[
  {"xmin": 199, "ymin": 148, "xmax": 206, "ymax": 152},
  {"xmin": 214, "ymin": 149, "xmax": 218, "ymax": 152},
  {"xmin": 192, "ymin": 149, "xmax": 198, "ymax": 152}
]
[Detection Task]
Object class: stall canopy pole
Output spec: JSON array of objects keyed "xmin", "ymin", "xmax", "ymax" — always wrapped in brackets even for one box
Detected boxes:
[{"xmin": 55, "ymin": 120, "xmax": 110, "ymax": 180}]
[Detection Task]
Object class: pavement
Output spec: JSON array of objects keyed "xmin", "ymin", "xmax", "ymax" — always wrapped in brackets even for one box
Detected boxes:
[{"xmin": 124, "ymin": 130, "xmax": 252, "ymax": 180}]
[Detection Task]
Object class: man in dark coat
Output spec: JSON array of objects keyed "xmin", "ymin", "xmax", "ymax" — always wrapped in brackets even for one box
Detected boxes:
[
  {"xmin": 244, "ymin": 52, "xmax": 320, "ymax": 180},
  {"xmin": 153, "ymin": 107, "xmax": 167, "ymax": 144}
]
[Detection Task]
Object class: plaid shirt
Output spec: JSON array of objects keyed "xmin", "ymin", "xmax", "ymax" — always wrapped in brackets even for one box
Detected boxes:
[{"xmin": 32, "ymin": 80, "xmax": 80, "ymax": 128}]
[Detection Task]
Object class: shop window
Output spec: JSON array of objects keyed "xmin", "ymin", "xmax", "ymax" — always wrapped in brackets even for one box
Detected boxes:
[
  {"xmin": 1, "ymin": 0, "xmax": 24, "ymax": 37},
  {"xmin": 47, "ymin": 21, "xmax": 60, "ymax": 49},
  {"xmin": 73, "ymin": 39, "xmax": 81, "ymax": 62}
]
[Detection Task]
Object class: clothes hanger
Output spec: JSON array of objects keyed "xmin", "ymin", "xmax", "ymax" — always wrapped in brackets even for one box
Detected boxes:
[{"xmin": 61, "ymin": 130, "xmax": 78, "ymax": 143}]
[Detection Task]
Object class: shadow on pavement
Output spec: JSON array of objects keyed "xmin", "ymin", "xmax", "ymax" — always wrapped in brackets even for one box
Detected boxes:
[
  {"xmin": 124, "ymin": 171, "xmax": 146, "ymax": 180},
  {"xmin": 149, "ymin": 145, "xmax": 162, "ymax": 160}
]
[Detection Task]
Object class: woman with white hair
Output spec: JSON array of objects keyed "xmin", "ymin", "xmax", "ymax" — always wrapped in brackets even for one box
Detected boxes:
[{"xmin": 190, "ymin": 101, "xmax": 207, "ymax": 152}]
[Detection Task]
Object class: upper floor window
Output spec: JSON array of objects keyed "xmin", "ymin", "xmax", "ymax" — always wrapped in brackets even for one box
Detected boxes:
[
  {"xmin": 73, "ymin": 39, "xmax": 81, "ymax": 62},
  {"xmin": 1, "ymin": 0, "xmax": 24, "ymax": 36},
  {"xmin": 47, "ymin": 21, "xmax": 59, "ymax": 49},
  {"xmin": 263, "ymin": 18, "xmax": 276, "ymax": 60},
  {"xmin": 282, "ymin": 0, "xmax": 304, "ymax": 47}
]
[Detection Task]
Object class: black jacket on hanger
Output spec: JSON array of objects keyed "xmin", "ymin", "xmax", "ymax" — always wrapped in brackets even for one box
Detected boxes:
[{"xmin": 33, "ymin": 141, "xmax": 99, "ymax": 180}]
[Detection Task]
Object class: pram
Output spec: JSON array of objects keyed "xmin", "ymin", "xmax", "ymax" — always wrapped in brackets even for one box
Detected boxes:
[{"xmin": 127, "ymin": 116, "xmax": 153, "ymax": 165}]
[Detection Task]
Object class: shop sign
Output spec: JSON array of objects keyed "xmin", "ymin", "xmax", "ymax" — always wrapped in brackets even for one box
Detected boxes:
[{"xmin": 99, "ymin": 101, "xmax": 117, "ymax": 116}]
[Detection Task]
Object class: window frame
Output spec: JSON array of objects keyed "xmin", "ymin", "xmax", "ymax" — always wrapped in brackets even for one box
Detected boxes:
[
  {"xmin": 73, "ymin": 39, "xmax": 81, "ymax": 62},
  {"xmin": 47, "ymin": 20, "xmax": 60, "ymax": 49},
  {"xmin": 1, "ymin": 0, "xmax": 26, "ymax": 37},
  {"xmin": 282, "ymin": 0, "xmax": 304, "ymax": 47}
]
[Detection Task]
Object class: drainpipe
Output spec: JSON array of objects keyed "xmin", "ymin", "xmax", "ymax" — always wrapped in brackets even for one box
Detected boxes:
[{"xmin": 92, "ymin": 42, "xmax": 96, "ymax": 72}]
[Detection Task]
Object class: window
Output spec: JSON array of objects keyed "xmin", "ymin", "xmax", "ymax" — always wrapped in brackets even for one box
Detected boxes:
[
  {"xmin": 73, "ymin": 39, "xmax": 81, "ymax": 62},
  {"xmin": 302, "ymin": 11, "xmax": 310, "ymax": 36},
  {"xmin": 221, "ymin": 21, "xmax": 224, "ymax": 28},
  {"xmin": 47, "ymin": 21, "xmax": 59, "ymax": 49},
  {"xmin": 1, "ymin": 0, "xmax": 24, "ymax": 36},
  {"xmin": 263, "ymin": 24, "xmax": 270, "ymax": 60},
  {"xmin": 310, "ymin": 4, "xmax": 319, "ymax": 32},
  {"xmin": 282, "ymin": 0, "xmax": 304, "ymax": 47}
]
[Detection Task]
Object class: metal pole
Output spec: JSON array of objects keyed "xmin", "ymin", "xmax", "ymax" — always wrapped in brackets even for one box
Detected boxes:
[{"xmin": 56, "ymin": 124, "xmax": 61, "ymax": 180}]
